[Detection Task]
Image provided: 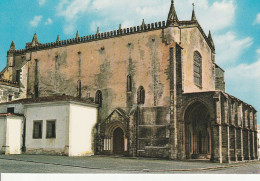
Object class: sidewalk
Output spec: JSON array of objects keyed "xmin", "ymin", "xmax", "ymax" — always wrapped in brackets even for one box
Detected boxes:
[{"xmin": 0, "ymin": 155, "xmax": 258, "ymax": 173}]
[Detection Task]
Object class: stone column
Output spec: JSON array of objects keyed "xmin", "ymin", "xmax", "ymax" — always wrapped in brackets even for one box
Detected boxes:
[
  {"xmin": 251, "ymin": 131, "xmax": 255, "ymax": 160},
  {"xmin": 128, "ymin": 114, "xmax": 137, "ymax": 157},
  {"xmin": 211, "ymin": 125, "xmax": 222, "ymax": 163},
  {"xmin": 237, "ymin": 128, "xmax": 244, "ymax": 161},
  {"xmin": 255, "ymin": 132, "xmax": 258, "ymax": 159},
  {"xmin": 247, "ymin": 130, "xmax": 251, "ymax": 160},
  {"xmin": 230, "ymin": 126, "xmax": 238, "ymax": 162},
  {"xmin": 211, "ymin": 92, "xmax": 222, "ymax": 163},
  {"xmin": 168, "ymin": 47, "xmax": 177, "ymax": 160},
  {"xmin": 222, "ymin": 125, "xmax": 230, "ymax": 163},
  {"xmin": 237, "ymin": 103, "xmax": 244, "ymax": 161}
]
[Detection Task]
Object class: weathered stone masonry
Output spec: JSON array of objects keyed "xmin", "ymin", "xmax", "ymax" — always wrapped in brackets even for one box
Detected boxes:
[{"xmin": 0, "ymin": 0, "xmax": 257, "ymax": 162}]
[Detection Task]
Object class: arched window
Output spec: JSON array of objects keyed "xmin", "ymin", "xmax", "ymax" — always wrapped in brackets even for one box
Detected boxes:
[
  {"xmin": 194, "ymin": 51, "xmax": 202, "ymax": 86},
  {"xmin": 95, "ymin": 90, "xmax": 102, "ymax": 107},
  {"xmin": 77, "ymin": 80, "xmax": 82, "ymax": 98},
  {"xmin": 127, "ymin": 75, "xmax": 132, "ymax": 92},
  {"xmin": 137, "ymin": 86, "xmax": 145, "ymax": 105}
]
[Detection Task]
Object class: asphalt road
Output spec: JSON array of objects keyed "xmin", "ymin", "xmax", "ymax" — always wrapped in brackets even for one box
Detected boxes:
[{"xmin": 0, "ymin": 155, "xmax": 259, "ymax": 174}]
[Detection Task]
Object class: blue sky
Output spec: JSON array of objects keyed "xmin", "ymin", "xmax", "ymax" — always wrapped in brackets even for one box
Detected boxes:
[{"xmin": 0, "ymin": 0, "xmax": 259, "ymax": 123}]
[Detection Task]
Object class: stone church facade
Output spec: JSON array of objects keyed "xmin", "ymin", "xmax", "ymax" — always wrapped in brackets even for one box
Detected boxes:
[{"xmin": 0, "ymin": 0, "xmax": 258, "ymax": 163}]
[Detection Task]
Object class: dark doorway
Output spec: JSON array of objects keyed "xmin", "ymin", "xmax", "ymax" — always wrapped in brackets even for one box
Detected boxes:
[
  {"xmin": 184, "ymin": 101, "xmax": 211, "ymax": 160},
  {"xmin": 113, "ymin": 127, "xmax": 124, "ymax": 154}
]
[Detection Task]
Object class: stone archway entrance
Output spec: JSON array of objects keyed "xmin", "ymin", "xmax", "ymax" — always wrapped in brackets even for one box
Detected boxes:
[
  {"xmin": 184, "ymin": 101, "xmax": 212, "ymax": 159},
  {"xmin": 113, "ymin": 127, "xmax": 125, "ymax": 154}
]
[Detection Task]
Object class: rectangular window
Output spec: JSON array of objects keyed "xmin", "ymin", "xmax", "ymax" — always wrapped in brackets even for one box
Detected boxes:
[
  {"xmin": 7, "ymin": 107, "xmax": 14, "ymax": 114},
  {"xmin": 33, "ymin": 120, "xmax": 42, "ymax": 139},
  {"xmin": 46, "ymin": 120, "xmax": 56, "ymax": 139}
]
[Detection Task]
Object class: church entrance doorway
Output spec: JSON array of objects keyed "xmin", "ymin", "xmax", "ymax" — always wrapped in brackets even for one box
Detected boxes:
[
  {"xmin": 113, "ymin": 127, "xmax": 124, "ymax": 154},
  {"xmin": 184, "ymin": 101, "xmax": 212, "ymax": 160}
]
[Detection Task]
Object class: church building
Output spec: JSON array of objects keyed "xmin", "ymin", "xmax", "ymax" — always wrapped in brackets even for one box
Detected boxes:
[{"xmin": 0, "ymin": 0, "xmax": 258, "ymax": 163}]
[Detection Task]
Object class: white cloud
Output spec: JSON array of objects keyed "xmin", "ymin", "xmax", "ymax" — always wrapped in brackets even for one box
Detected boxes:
[
  {"xmin": 253, "ymin": 13, "xmax": 260, "ymax": 25},
  {"xmin": 55, "ymin": 0, "xmax": 236, "ymax": 34},
  {"xmin": 257, "ymin": 49, "xmax": 260, "ymax": 55},
  {"xmin": 45, "ymin": 18, "xmax": 53, "ymax": 25},
  {"xmin": 30, "ymin": 16, "xmax": 43, "ymax": 27},
  {"xmin": 38, "ymin": 0, "xmax": 46, "ymax": 6},
  {"xmin": 56, "ymin": 0, "xmax": 91, "ymax": 34},
  {"xmin": 214, "ymin": 31, "xmax": 253, "ymax": 67},
  {"xmin": 225, "ymin": 59, "xmax": 260, "ymax": 111}
]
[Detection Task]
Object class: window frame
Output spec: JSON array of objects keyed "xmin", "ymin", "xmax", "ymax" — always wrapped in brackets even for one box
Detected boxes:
[
  {"xmin": 46, "ymin": 120, "xmax": 56, "ymax": 139},
  {"xmin": 33, "ymin": 120, "xmax": 43, "ymax": 139},
  {"xmin": 137, "ymin": 86, "xmax": 145, "ymax": 105},
  {"xmin": 193, "ymin": 51, "xmax": 202, "ymax": 87},
  {"xmin": 127, "ymin": 75, "xmax": 132, "ymax": 92},
  {"xmin": 95, "ymin": 90, "xmax": 103, "ymax": 107}
]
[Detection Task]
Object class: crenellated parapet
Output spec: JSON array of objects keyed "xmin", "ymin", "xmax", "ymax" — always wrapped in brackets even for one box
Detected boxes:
[
  {"xmin": 12, "ymin": 21, "xmax": 168, "ymax": 56},
  {"xmin": 10, "ymin": 19, "xmax": 215, "ymax": 56},
  {"xmin": 0, "ymin": 79, "xmax": 19, "ymax": 87}
]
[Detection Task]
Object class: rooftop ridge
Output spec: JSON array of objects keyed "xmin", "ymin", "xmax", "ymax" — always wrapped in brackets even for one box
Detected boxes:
[{"xmin": 9, "ymin": 20, "xmax": 215, "ymax": 55}]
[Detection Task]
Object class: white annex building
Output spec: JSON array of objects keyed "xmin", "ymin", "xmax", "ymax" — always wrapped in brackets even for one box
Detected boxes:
[{"xmin": 0, "ymin": 95, "xmax": 98, "ymax": 156}]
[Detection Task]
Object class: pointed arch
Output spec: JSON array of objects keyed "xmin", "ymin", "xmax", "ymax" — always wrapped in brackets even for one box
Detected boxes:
[{"xmin": 137, "ymin": 86, "xmax": 145, "ymax": 105}]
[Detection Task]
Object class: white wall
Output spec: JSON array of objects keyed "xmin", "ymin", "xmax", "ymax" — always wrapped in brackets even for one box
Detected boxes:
[
  {"xmin": 0, "ymin": 103, "xmax": 24, "ymax": 115},
  {"xmin": 69, "ymin": 104, "xmax": 97, "ymax": 156},
  {"xmin": 0, "ymin": 117, "xmax": 6, "ymax": 153},
  {"xmin": 5, "ymin": 116, "xmax": 23, "ymax": 154},
  {"xmin": 25, "ymin": 104, "xmax": 69, "ymax": 155}
]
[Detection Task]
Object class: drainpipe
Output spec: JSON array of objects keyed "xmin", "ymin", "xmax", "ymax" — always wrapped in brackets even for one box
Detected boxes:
[{"xmin": 22, "ymin": 115, "xmax": 26, "ymax": 152}]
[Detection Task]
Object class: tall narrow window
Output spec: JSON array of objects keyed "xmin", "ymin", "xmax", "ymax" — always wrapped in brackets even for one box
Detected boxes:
[
  {"xmin": 127, "ymin": 75, "xmax": 132, "ymax": 92},
  {"xmin": 77, "ymin": 80, "xmax": 82, "ymax": 98},
  {"xmin": 194, "ymin": 51, "xmax": 202, "ymax": 86},
  {"xmin": 137, "ymin": 86, "xmax": 145, "ymax": 104},
  {"xmin": 46, "ymin": 120, "xmax": 56, "ymax": 139},
  {"xmin": 16, "ymin": 70, "xmax": 21, "ymax": 83},
  {"xmin": 95, "ymin": 90, "xmax": 103, "ymax": 107},
  {"xmin": 33, "ymin": 120, "xmax": 42, "ymax": 139}
]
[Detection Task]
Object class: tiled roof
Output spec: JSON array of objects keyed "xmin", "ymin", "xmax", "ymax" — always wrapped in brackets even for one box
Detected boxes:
[
  {"xmin": 0, "ymin": 95, "xmax": 97, "ymax": 106},
  {"xmin": 0, "ymin": 113, "xmax": 23, "ymax": 117}
]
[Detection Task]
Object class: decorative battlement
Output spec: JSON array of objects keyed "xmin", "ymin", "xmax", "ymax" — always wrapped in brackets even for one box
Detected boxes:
[
  {"xmin": 10, "ymin": 21, "xmax": 167, "ymax": 55},
  {"xmin": 8, "ymin": 19, "xmax": 214, "ymax": 56},
  {"xmin": 0, "ymin": 79, "xmax": 19, "ymax": 87}
]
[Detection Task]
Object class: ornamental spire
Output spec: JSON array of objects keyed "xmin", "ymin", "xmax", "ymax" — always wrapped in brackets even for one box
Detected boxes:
[
  {"xmin": 142, "ymin": 19, "xmax": 145, "ymax": 29},
  {"xmin": 208, "ymin": 30, "xmax": 215, "ymax": 50},
  {"xmin": 56, "ymin": 35, "xmax": 60, "ymax": 43},
  {"xmin": 167, "ymin": 0, "xmax": 179, "ymax": 26},
  {"xmin": 32, "ymin": 33, "xmax": 39, "ymax": 43},
  {"xmin": 9, "ymin": 41, "xmax": 16, "ymax": 51},
  {"xmin": 76, "ymin": 30, "xmax": 79, "ymax": 39},
  {"xmin": 191, "ymin": 3, "xmax": 197, "ymax": 21},
  {"xmin": 31, "ymin": 33, "xmax": 40, "ymax": 46}
]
